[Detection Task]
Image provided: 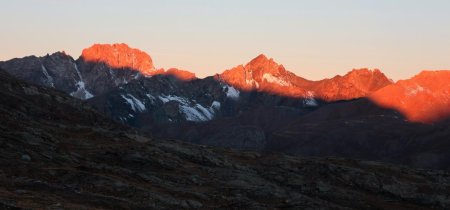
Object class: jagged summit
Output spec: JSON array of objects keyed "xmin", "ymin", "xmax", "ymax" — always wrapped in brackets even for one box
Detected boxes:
[
  {"xmin": 248, "ymin": 53, "xmax": 271, "ymax": 65},
  {"xmin": 346, "ymin": 68, "xmax": 382, "ymax": 77},
  {"xmin": 247, "ymin": 54, "xmax": 286, "ymax": 75},
  {"xmin": 219, "ymin": 55, "xmax": 393, "ymax": 101},
  {"xmin": 46, "ymin": 51, "xmax": 72, "ymax": 58},
  {"xmin": 219, "ymin": 54, "xmax": 296, "ymax": 93}
]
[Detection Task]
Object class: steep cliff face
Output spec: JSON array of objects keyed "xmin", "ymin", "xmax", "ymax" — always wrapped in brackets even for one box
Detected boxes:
[
  {"xmin": 80, "ymin": 43, "xmax": 157, "ymax": 76},
  {"xmin": 370, "ymin": 70, "xmax": 450, "ymax": 123},
  {"xmin": 76, "ymin": 43, "xmax": 163, "ymax": 96}
]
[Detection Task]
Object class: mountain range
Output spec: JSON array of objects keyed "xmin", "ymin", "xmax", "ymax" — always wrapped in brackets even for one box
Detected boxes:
[
  {"xmin": 1, "ymin": 43, "xmax": 450, "ymax": 209},
  {"xmin": 1, "ymin": 43, "xmax": 449, "ymax": 170},
  {"xmin": 1, "ymin": 67, "xmax": 449, "ymax": 209}
]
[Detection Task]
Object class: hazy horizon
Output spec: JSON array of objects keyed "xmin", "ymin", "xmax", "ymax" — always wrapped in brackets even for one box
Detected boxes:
[{"xmin": 1, "ymin": 0, "xmax": 450, "ymax": 81}]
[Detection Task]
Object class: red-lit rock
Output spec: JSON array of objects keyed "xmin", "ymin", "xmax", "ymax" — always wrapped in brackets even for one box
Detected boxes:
[
  {"xmin": 312, "ymin": 68, "xmax": 393, "ymax": 102},
  {"xmin": 219, "ymin": 54, "xmax": 392, "ymax": 101},
  {"xmin": 370, "ymin": 70, "xmax": 450, "ymax": 123},
  {"xmin": 81, "ymin": 43, "xmax": 159, "ymax": 76},
  {"xmin": 219, "ymin": 54, "xmax": 311, "ymax": 97}
]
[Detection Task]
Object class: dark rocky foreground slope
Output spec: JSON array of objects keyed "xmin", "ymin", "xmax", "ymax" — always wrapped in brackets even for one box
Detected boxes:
[{"xmin": 1, "ymin": 70, "xmax": 450, "ymax": 209}]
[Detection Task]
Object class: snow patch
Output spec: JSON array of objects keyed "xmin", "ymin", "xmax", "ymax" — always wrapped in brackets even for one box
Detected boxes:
[
  {"xmin": 245, "ymin": 71, "xmax": 259, "ymax": 88},
  {"xmin": 223, "ymin": 85, "xmax": 240, "ymax": 100},
  {"xmin": 407, "ymin": 84, "xmax": 425, "ymax": 96},
  {"xmin": 158, "ymin": 95, "xmax": 187, "ymax": 104},
  {"xmin": 181, "ymin": 101, "xmax": 220, "ymax": 122},
  {"xmin": 245, "ymin": 78, "xmax": 253, "ymax": 85},
  {"xmin": 303, "ymin": 91, "xmax": 318, "ymax": 107},
  {"xmin": 146, "ymin": 94, "xmax": 156, "ymax": 103},
  {"xmin": 71, "ymin": 81, "xmax": 94, "ymax": 99},
  {"xmin": 121, "ymin": 94, "xmax": 146, "ymax": 112},
  {"xmin": 246, "ymin": 78, "xmax": 260, "ymax": 88},
  {"xmin": 158, "ymin": 94, "xmax": 220, "ymax": 122},
  {"xmin": 70, "ymin": 64, "xmax": 94, "ymax": 99},
  {"xmin": 179, "ymin": 105, "xmax": 207, "ymax": 122},
  {"xmin": 41, "ymin": 64, "xmax": 54, "ymax": 87},
  {"xmin": 262, "ymin": 73, "xmax": 290, "ymax": 86},
  {"xmin": 211, "ymin": 101, "xmax": 221, "ymax": 110}
]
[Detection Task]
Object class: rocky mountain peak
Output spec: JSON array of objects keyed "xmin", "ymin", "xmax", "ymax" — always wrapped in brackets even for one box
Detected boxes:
[
  {"xmin": 410, "ymin": 70, "xmax": 449, "ymax": 84},
  {"xmin": 310, "ymin": 68, "xmax": 393, "ymax": 102},
  {"xmin": 344, "ymin": 68, "xmax": 392, "ymax": 89},
  {"xmin": 345, "ymin": 68, "xmax": 389, "ymax": 81},
  {"xmin": 246, "ymin": 54, "xmax": 285, "ymax": 75},
  {"xmin": 345, "ymin": 68, "xmax": 378, "ymax": 78},
  {"xmin": 45, "ymin": 51, "xmax": 75, "ymax": 62},
  {"xmin": 80, "ymin": 43, "xmax": 157, "ymax": 76},
  {"xmin": 219, "ymin": 54, "xmax": 294, "ymax": 92},
  {"xmin": 248, "ymin": 53, "xmax": 270, "ymax": 64}
]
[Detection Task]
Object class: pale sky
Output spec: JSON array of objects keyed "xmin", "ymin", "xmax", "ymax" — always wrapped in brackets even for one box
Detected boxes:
[{"xmin": 1, "ymin": 0, "xmax": 450, "ymax": 81}]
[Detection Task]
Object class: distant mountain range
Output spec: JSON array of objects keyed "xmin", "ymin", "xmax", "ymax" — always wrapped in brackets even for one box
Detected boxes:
[{"xmin": 1, "ymin": 43, "xmax": 449, "ymax": 170}]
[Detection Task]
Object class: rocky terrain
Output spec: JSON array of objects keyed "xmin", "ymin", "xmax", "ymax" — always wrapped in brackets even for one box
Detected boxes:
[
  {"xmin": 87, "ymin": 74, "xmax": 234, "ymax": 125},
  {"xmin": 1, "ymin": 68, "xmax": 450, "ymax": 209},
  {"xmin": 1, "ymin": 43, "xmax": 450, "ymax": 171}
]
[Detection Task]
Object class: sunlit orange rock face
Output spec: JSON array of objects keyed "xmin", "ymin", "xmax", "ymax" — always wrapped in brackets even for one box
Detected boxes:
[
  {"xmin": 219, "ymin": 54, "xmax": 313, "ymax": 97},
  {"xmin": 312, "ymin": 69, "xmax": 393, "ymax": 102},
  {"xmin": 370, "ymin": 70, "xmax": 450, "ymax": 123},
  {"xmin": 219, "ymin": 54, "xmax": 392, "ymax": 101},
  {"xmin": 163, "ymin": 68, "xmax": 197, "ymax": 81},
  {"xmin": 81, "ymin": 43, "xmax": 160, "ymax": 76}
]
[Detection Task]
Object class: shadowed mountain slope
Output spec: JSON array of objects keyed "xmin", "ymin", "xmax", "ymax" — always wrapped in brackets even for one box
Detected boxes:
[{"xmin": 1, "ymin": 69, "xmax": 450, "ymax": 209}]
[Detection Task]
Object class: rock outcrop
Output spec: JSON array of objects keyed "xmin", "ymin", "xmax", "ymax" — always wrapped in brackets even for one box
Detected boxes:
[{"xmin": 80, "ymin": 43, "xmax": 157, "ymax": 76}]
